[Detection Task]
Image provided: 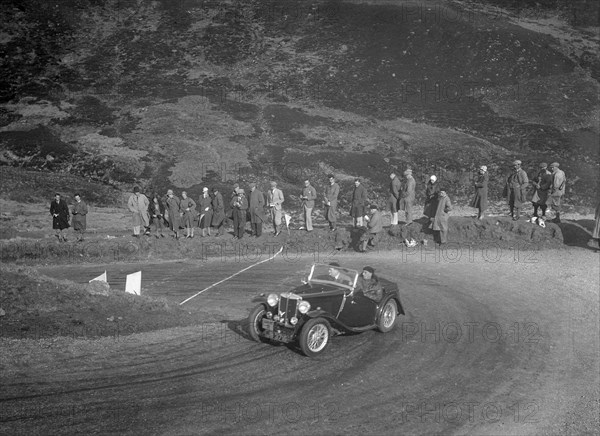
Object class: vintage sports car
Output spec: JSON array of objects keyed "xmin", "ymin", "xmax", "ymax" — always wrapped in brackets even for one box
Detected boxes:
[{"xmin": 247, "ymin": 264, "xmax": 405, "ymax": 356}]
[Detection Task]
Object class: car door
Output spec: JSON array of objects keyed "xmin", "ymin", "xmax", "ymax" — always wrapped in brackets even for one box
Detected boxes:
[{"xmin": 337, "ymin": 291, "xmax": 378, "ymax": 328}]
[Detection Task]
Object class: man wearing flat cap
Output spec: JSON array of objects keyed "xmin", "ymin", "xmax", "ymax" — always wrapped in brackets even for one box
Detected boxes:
[
  {"xmin": 211, "ymin": 187, "xmax": 225, "ymax": 236},
  {"xmin": 503, "ymin": 160, "xmax": 529, "ymax": 220},
  {"xmin": 356, "ymin": 266, "xmax": 383, "ymax": 302},
  {"xmin": 317, "ymin": 262, "xmax": 353, "ymax": 285},
  {"xmin": 388, "ymin": 172, "xmax": 401, "ymax": 226},
  {"xmin": 350, "ymin": 178, "xmax": 368, "ymax": 228},
  {"xmin": 360, "ymin": 204, "xmax": 383, "ymax": 252},
  {"xmin": 248, "ymin": 182, "xmax": 265, "ymax": 237},
  {"xmin": 531, "ymin": 163, "xmax": 552, "ymax": 220},
  {"xmin": 128, "ymin": 187, "xmax": 149, "ymax": 238},
  {"xmin": 231, "ymin": 187, "xmax": 248, "ymax": 239},
  {"xmin": 323, "ymin": 174, "xmax": 340, "ymax": 231},
  {"xmin": 470, "ymin": 166, "xmax": 489, "ymax": 220},
  {"xmin": 547, "ymin": 162, "xmax": 566, "ymax": 223},
  {"xmin": 267, "ymin": 181, "xmax": 284, "ymax": 236},
  {"xmin": 399, "ymin": 169, "xmax": 416, "ymax": 224},
  {"xmin": 300, "ymin": 179, "xmax": 317, "ymax": 232}
]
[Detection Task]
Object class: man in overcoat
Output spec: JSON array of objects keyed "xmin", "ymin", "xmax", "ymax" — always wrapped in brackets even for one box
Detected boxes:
[
  {"xmin": 197, "ymin": 187, "xmax": 213, "ymax": 237},
  {"xmin": 531, "ymin": 163, "xmax": 552, "ymax": 219},
  {"xmin": 423, "ymin": 175, "xmax": 440, "ymax": 221},
  {"xmin": 248, "ymin": 182, "xmax": 265, "ymax": 237},
  {"xmin": 128, "ymin": 187, "xmax": 150, "ymax": 237},
  {"xmin": 50, "ymin": 193, "xmax": 70, "ymax": 242},
  {"xmin": 231, "ymin": 188, "xmax": 248, "ymax": 239},
  {"xmin": 164, "ymin": 189, "xmax": 181, "ymax": 239},
  {"xmin": 180, "ymin": 191, "xmax": 197, "ymax": 238},
  {"xmin": 350, "ymin": 178, "xmax": 367, "ymax": 227},
  {"xmin": 360, "ymin": 204, "xmax": 383, "ymax": 252},
  {"xmin": 388, "ymin": 172, "xmax": 401, "ymax": 225},
  {"xmin": 71, "ymin": 193, "xmax": 88, "ymax": 242},
  {"xmin": 300, "ymin": 179, "xmax": 317, "ymax": 232},
  {"xmin": 433, "ymin": 190, "xmax": 452, "ymax": 245},
  {"xmin": 547, "ymin": 162, "xmax": 566, "ymax": 223},
  {"xmin": 399, "ymin": 169, "xmax": 416, "ymax": 224},
  {"xmin": 503, "ymin": 160, "xmax": 529, "ymax": 220},
  {"xmin": 470, "ymin": 165, "xmax": 489, "ymax": 220},
  {"xmin": 323, "ymin": 174, "xmax": 339, "ymax": 231},
  {"xmin": 211, "ymin": 187, "xmax": 225, "ymax": 237}
]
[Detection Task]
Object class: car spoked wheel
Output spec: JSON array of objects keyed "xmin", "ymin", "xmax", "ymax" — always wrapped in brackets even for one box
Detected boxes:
[
  {"xmin": 247, "ymin": 304, "xmax": 266, "ymax": 342},
  {"xmin": 377, "ymin": 299, "xmax": 398, "ymax": 333},
  {"xmin": 299, "ymin": 318, "xmax": 331, "ymax": 357}
]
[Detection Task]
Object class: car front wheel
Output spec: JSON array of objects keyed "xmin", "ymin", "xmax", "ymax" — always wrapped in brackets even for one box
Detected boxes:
[
  {"xmin": 299, "ymin": 318, "xmax": 331, "ymax": 357},
  {"xmin": 247, "ymin": 304, "xmax": 266, "ymax": 342},
  {"xmin": 377, "ymin": 299, "xmax": 397, "ymax": 333}
]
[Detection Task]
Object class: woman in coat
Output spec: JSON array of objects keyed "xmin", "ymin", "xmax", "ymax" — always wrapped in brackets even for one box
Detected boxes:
[
  {"xmin": 433, "ymin": 190, "xmax": 452, "ymax": 245},
  {"xmin": 50, "ymin": 193, "xmax": 70, "ymax": 242},
  {"xmin": 197, "ymin": 187, "xmax": 213, "ymax": 237},
  {"xmin": 211, "ymin": 187, "xmax": 225, "ymax": 237},
  {"xmin": 470, "ymin": 166, "xmax": 489, "ymax": 220},
  {"xmin": 180, "ymin": 191, "xmax": 197, "ymax": 238}
]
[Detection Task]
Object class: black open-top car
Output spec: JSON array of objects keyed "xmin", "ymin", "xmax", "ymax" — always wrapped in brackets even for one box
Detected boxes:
[{"xmin": 247, "ymin": 264, "xmax": 405, "ymax": 356}]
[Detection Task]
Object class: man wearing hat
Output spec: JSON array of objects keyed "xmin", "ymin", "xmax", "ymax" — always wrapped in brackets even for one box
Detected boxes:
[
  {"xmin": 360, "ymin": 204, "xmax": 383, "ymax": 252},
  {"xmin": 300, "ymin": 179, "xmax": 317, "ymax": 232},
  {"xmin": 323, "ymin": 174, "xmax": 340, "ymax": 231},
  {"xmin": 50, "ymin": 193, "xmax": 70, "ymax": 242},
  {"xmin": 356, "ymin": 266, "xmax": 383, "ymax": 302},
  {"xmin": 503, "ymin": 160, "xmax": 529, "ymax": 220},
  {"xmin": 267, "ymin": 181, "xmax": 284, "ymax": 236},
  {"xmin": 470, "ymin": 166, "xmax": 489, "ymax": 220},
  {"xmin": 432, "ymin": 189, "xmax": 452, "ymax": 245},
  {"xmin": 180, "ymin": 191, "xmax": 197, "ymax": 238},
  {"xmin": 248, "ymin": 182, "xmax": 266, "ymax": 237},
  {"xmin": 128, "ymin": 186, "xmax": 149, "ymax": 237},
  {"xmin": 164, "ymin": 189, "xmax": 181, "ymax": 239},
  {"xmin": 388, "ymin": 172, "xmax": 401, "ymax": 225},
  {"xmin": 531, "ymin": 163, "xmax": 552, "ymax": 220},
  {"xmin": 399, "ymin": 169, "xmax": 416, "ymax": 224},
  {"xmin": 350, "ymin": 178, "xmax": 368, "ymax": 228},
  {"xmin": 316, "ymin": 262, "xmax": 353, "ymax": 285},
  {"xmin": 423, "ymin": 175, "xmax": 440, "ymax": 221},
  {"xmin": 231, "ymin": 187, "xmax": 248, "ymax": 239},
  {"xmin": 211, "ymin": 187, "xmax": 225, "ymax": 236},
  {"xmin": 547, "ymin": 162, "xmax": 566, "ymax": 223},
  {"xmin": 197, "ymin": 187, "xmax": 213, "ymax": 237}
]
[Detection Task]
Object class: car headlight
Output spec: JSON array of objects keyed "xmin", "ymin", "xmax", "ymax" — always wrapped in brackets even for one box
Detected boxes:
[
  {"xmin": 267, "ymin": 293, "xmax": 279, "ymax": 307},
  {"xmin": 298, "ymin": 301, "xmax": 311, "ymax": 314},
  {"xmin": 290, "ymin": 317, "xmax": 298, "ymax": 325}
]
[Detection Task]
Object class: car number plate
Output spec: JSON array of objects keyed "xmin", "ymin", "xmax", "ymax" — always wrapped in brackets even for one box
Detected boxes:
[{"xmin": 262, "ymin": 319, "xmax": 274, "ymax": 331}]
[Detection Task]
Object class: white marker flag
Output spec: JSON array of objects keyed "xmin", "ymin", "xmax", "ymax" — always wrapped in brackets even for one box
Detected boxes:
[
  {"xmin": 89, "ymin": 271, "xmax": 107, "ymax": 283},
  {"xmin": 125, "ymin": 271, "xmax": 141, "ymax": 295}
]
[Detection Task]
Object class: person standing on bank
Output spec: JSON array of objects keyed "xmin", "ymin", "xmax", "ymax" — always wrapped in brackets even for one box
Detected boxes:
[
  {"xmin": 359, "ymin": 204, "xmax": 383, "ymax": 252},
  {"xmin": 433, "ymin": 189, "xmax": 452, "ymax": 245},
  {"xmin": 547, "ymin": 162, "xmax": 566, "ymax": 223},
  {"xmin": 128, "ymin": 186, "xmax": 150, "ymax": 238},
  {"xmin": 267, "ymin": 181, "xmax": 284, "ymax": 236},
  {"xmin": 197, "ymin": 187, "xmax": 213, "ymax": 237},
  {"xmin": 180, "ymin": 191, "xmax": 197, "ymax": 238},
  {"xmin": 71, "ymin": 193, "xmax": 88, "ymax": 242},
  {"xmin": 531, "ymin": 162, "xmax": 552, "ymax": 219},
  {"xmin": 148, "ymin": 193, "xmax": 166, "ymax": 238},
  {"xmin": 323, "ymin": 174, "xmax": 340, "ymax": 232},
  {"xmin": 350, "ymin": 178, "xmax": 367, "ymax": 228},
  {"xmin": 503, "ymin": 160, "xmax": 529, "ymax": 220},
  {"xmin": 164, "ymin": 189, "xmax": 181, "ymax": 239},
  {"xmin": 248, "ymin": 182, "xmax": 265, "ymax": 237},
  {"xmin": 470, "ymin": 165, "xmax": 489, "ymax": 220},
  {"xmin": 50, "ymin": 193, "xmax": 70, "ymax": 242},
  {"xmin": 423, "ymin": 175, "xmax": 440, "ymax": 222},
  {"xmin": 399, "ymin": 169, "xmax": 416, "ymax": 225},
  {"xmin": 211, "ymin": 187, "xmax": 225, "ymax": 237},
  {"xmin": 300, "ymin": 179, "xmax": 317, "ymax": 232},
  {"xmin": 231, "ymin": 188, "xmax": 248, "ymax": 239},
  {"xmin": 388, "ymin": 172, "xmax": 401, "ymax": 226}
]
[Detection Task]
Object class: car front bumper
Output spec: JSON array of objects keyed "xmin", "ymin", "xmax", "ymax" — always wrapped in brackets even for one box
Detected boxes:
[{"xmin": 261, "ymin": 319, "xmax": 296, "ymax": 343}]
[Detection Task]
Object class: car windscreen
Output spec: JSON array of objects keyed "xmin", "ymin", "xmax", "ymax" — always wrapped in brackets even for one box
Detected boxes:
[{"xmin": 308, "ymin": 264, "xmax": 358, "ymax": 288}]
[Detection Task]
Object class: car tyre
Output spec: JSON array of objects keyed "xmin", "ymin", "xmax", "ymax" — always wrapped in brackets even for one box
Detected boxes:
[
  {"xmin": 247, "ymin": 304, "xmax": 266, "ymax": 342},
  {"xmin": 377, "ymin": 299, "xmax": 398, "ymax": 333},
  {"xmin": 299, "ymin": 318, "xmax": 331, "ymax": 357}
]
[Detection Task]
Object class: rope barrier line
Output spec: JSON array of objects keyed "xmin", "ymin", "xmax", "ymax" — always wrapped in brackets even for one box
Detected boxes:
[{"xmin": 179, "ymin": 246, "xmax": 284, "ymax": 305}]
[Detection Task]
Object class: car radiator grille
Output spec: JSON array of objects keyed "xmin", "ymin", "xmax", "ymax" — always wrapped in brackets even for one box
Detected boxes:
[{"xmin": 278, "ymin": 295, "xmax": 298, "ymax": 323}]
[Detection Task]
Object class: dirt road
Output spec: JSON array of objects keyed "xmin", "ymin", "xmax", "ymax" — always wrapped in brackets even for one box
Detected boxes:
[{"xmin": 2, "ymin": 248, "xmax": 598, "ymax": 435}]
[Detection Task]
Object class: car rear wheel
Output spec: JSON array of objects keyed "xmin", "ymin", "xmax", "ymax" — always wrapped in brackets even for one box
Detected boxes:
[
  {"xmin": 247, "ymin": 304, "xmax": 266, "ymax": 342},
  {"xmin": 299, "ymin": 318, "xmax": 331, "ymax": 357},
  {"xmin": 377, "ymin": 299, "xmax": 397, "ymax": 333}
]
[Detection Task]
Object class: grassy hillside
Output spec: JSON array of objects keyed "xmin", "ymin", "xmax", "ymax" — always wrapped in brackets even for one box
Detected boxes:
[{"xmin": 0, "ymin": 0, "xmax": 598, "ymax": 211}]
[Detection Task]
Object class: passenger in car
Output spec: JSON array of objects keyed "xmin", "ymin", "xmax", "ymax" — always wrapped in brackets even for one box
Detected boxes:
[{"xmin": 356, "ymin": 266, "xmax": 383, "ymax": 302}]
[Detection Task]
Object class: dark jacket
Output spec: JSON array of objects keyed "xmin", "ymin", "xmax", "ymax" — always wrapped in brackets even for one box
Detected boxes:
[
  {"xmin": 50, "ymin": 199, "xmax": 70, "ymax": 230},
  {"xmin": 248, "ymin": 188, "xmax": 266, "ymax": 222},
  {"xmin": 350, "ymin": 184, "xmax": 367, "ymax": 217},
  {"xmin": 211, "ymin": 191, "xmax": 225, "ymax": 225}
]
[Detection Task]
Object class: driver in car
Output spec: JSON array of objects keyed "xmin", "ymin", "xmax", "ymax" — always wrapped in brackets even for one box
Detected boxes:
[
  {"xmin": 356, "ymin": 266, "xmax": 383, "ymax": 302},
  {"xmin": 316, "ymin": 262, "xmax": 353, "ymax": 285}
]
